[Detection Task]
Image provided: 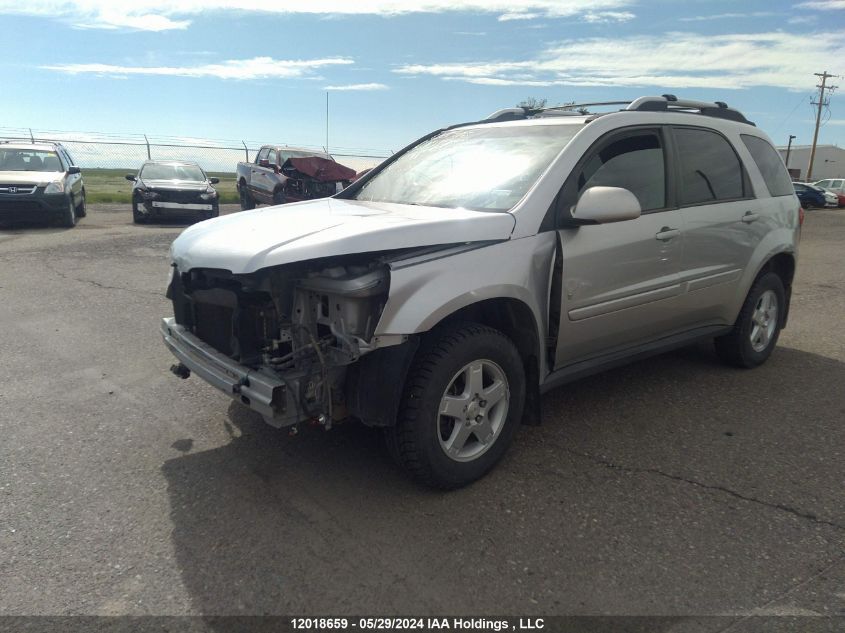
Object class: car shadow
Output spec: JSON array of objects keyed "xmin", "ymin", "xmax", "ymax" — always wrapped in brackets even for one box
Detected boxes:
[
  {"xmin": 161, "ymin": 345, "xmax": 845, "ymax": 619},
  {"xmin": 0, "ymin": 221, "xmax": 74, "ymax": 233},
  {"xmin": 135, "ymin": 217, "xmax": 205, "ymax": 228}
]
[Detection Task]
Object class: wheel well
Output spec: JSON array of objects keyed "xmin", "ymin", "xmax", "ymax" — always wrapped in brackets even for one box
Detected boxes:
[
  {"xmin": 757, "ymin": 252, "xmax": 796, "ymax": 328},
  {"xmin": 435, "ymin": 298, "xmax": 542, "ymax": 424},
  {"xmin": 759, "ymin": 252, "xmax": 796, "ymax": 288}
]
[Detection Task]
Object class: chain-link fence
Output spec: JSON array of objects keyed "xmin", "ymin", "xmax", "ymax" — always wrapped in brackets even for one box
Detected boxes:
[
  {"xmin": 1, "ymin": 126, "xmax": 391, "ymax": 204},
  {"xmin": 0, "ymin": 127, "xmax": 390, "ymax": 174}
]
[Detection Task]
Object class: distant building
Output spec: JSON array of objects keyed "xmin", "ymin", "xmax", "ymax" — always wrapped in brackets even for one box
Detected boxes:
[{"xmin": 776, "ymin": 144, "xmax": 845, "ymax": 181}]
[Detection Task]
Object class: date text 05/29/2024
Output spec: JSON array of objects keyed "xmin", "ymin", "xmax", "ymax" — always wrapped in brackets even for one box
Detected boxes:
[{"xmin": 290, "ymin": 618, "xmax": 545, "ymax": 631}]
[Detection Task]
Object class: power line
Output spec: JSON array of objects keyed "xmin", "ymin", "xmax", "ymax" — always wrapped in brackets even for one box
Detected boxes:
[{"xmin": 807, "ymin": 70, "xmax": 838, "ymax": 181}]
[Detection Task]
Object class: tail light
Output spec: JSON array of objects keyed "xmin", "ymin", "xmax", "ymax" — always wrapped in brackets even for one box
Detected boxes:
[{"xmin": 798, "ymin": 207, "xmax": 805, "ymax": 226}]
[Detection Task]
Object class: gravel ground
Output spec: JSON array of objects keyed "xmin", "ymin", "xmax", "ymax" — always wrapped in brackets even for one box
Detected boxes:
[{"xmin": 0, "ymin": 204, "xmax": 843, "ymax": 624}]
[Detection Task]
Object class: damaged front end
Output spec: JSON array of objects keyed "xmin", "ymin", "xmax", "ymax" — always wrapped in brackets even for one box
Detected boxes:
[
  {"xmin": 162, "ymin": 254, "xmax": 397, "ymax": 429},
  {"xmin": 281, "ymin": 156, "xmax": 357, "ymax": 203}
]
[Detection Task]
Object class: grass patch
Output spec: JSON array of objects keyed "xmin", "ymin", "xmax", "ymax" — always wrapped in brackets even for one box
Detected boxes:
[{"xmin": 82, "ymin": 168, "xmax": 239, "ymax": 204}]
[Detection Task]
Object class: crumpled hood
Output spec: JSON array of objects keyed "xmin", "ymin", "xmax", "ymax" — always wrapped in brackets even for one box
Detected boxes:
[
  {"xmin": 143, "ymin": 179, "xmax": 209, "ymax": 190},
  {"xmin": 171, "ymin": 198, "xmax": 515, "ymax": 274},
  {"xmin": 0, "ymin": 170, "xmax": 64, "ymax": 185}
]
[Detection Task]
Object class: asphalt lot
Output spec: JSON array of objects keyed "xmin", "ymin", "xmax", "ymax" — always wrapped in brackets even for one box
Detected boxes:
[{"xmin": 0, "ymin": 204, "xmax": 844, "ymax": 625}]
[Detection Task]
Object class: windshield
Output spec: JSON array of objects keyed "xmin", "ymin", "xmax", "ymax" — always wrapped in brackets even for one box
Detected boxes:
[
  {"xmin": 280, "ymin": 150, "xmax": 329, "ymax": 161},
  {"xmin": 141, "ymin": 163, "xmax": 205, "ymax": 181},
  {"xmin": 0, "ymin": 149, "xmax": 63, "ymax": 172},
  {"xmin": 350, "ymin": 124, "xmax": 580, "ymax": 211}
]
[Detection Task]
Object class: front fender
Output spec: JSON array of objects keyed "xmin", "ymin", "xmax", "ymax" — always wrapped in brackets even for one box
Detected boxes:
[{"xmin": 375, "ymin": 233, "xmax": 556, "ymax": 345}]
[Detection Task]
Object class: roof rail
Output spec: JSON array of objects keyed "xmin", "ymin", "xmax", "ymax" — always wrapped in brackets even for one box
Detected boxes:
[
  {"xmin": 0, "ymin": 137, "xmax": 60, "ymax": 145},
  {"xmin": 485, "ymin": 95, "xmax": 755, "ymax": 126},
  {"xmin": 626, "ymin": 94, "xmax": 754, "ymax": 125}
]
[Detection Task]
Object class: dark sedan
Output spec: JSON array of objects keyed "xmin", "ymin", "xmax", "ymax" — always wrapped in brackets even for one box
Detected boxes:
[
  {"xmin": 126, "ymin": 161, "xmax": 219, "ymax": 224},
  {"xmin": 792, "ymin": 182, "xmax": 827, "ymax": 209}
]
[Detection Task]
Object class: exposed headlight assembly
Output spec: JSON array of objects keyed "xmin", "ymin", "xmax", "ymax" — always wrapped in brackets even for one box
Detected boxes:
[
  {"xmin": 200, "ymin": 188, "xmax": 218, "ymax": 200},
  {"xmin": 44, "ymin": 181, "xmax": 65, "ymax": 194}
]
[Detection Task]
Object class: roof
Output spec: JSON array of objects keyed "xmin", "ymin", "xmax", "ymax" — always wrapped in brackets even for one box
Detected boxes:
[{"xmin": 143, "ymin": 160, "xmax": 201, "ymax": 166}]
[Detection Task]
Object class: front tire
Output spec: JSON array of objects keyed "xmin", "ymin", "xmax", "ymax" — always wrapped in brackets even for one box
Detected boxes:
[
  {"xmin": 76, "ymin": 190, "xmax": 87, "ymax": 218},
  {"xmin": 132, "ymin": 196, "xmax": 146, "ymax": 224},
  {"xmin": 715, "ymin": 272, "xmax": 785, "ymax": 368},
  {"xmin": 59, "ymin": 196, "xmax": 77, "ymax": 228},
  {"xmin": 272, "ymin": 188, "xmax": 287, "ymax": 206},
  {"xmin": 202, "ymin": 204, "xmax": 219, "ymax": 221},
  {"xmin": 239, "ymin": 184, "xmax": 255, "ymax": 210},
  {"xmin": 387, "ymin": 323, "xmax": 525, "ymax": 489}
]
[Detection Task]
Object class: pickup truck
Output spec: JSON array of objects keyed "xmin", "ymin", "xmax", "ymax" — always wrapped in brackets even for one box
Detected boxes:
[{"xmin": 236, "ymin": 146, "xmax": 356, "ymax": 210}]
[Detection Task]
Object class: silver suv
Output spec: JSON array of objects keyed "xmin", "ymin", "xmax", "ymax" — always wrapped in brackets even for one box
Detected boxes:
[
  {"xmin": 0, "ymin": 141, "xmax": 86, "ymax": 227},
  {"xmin": 161, "ymin": 95, "xmax": 800, "ymax": 488}
]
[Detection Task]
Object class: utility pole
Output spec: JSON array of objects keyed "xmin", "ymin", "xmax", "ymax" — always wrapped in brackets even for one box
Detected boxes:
[
  {"xmin": 785, "ymin": 134, "xmax": 796, "ymax": 168},
  {"xmin": 326, "ymin": 91, "xmax": 329, "ymax": 156},
  {"xmin": 807, "ymin": 71, "xmax": 838, "ymax": 181}
]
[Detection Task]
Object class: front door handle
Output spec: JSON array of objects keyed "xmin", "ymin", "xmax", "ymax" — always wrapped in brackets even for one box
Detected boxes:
[
  {"xmin": 741, "ymin": 211, "xmax": 760, "ymax": 223},
  {"xmin": 655, "ymin": 227, "xmax": 681, "ymax": 241}
]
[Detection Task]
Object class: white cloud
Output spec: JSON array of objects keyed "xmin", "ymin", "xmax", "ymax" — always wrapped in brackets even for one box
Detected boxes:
[
  {"xmin": 0, "ymin": 0, "xmax": 634, "ymax": 31},
  {"xmin": 73, "ymin": 12, "xmax": 190, "ymax": 31},
  {"xmin": 679, "ymin": 12, "xmax": 778, "ymax": 22},
  {"xmin": 42, "ymin": 57, "xmax": 353, "ymax": 80},
  {"xmin": 582, "ymin": 11, "xmax": 635, "ymax": 23},
  {"xmin": 394, "ymin": 31, "xmax": 845, "ymax": 91},
  {"xmin": 324, "ymin": 82, "xmax": 389, "ymax": 91},
  {"xmin": 498, "ymin": 12, "xmax": 542, "ymax": 21},
  {"xmin": 795, "ymin": 0, "xmax": 845, "ymax": 8}
]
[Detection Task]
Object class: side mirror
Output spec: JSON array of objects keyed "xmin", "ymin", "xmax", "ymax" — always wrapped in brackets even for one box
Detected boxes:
[
  {"xmin": 573, "ymin": 186, "xmax": 642, "ymax": 223},
  {"xmin": 258, "ymin": 159, "xmax": 270, "ymax": 168},
  {"xmin": 125, "ymin": 174, "xmax": 137, "ymax": 181},
  {"xmin": 67, "ymin": 166, "xmax": 81, "ymax": 175},
  {"xmin": 208, "ymin": 177, "xmax": 220, "ymax": 184}
]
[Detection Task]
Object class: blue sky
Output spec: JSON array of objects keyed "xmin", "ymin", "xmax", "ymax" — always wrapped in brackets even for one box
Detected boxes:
[{"xmin": 1, "ymin": 0, "xmax": 843, "ymax": 157}]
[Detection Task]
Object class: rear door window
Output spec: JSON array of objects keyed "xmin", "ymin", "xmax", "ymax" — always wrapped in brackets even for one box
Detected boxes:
[
  {"xmin": 674, "ymin": 128, "xmax": 745, "ymax": 205},
  {"xmin": 741, "ymin": 135, "xmax": 795, "ymax": 197}
]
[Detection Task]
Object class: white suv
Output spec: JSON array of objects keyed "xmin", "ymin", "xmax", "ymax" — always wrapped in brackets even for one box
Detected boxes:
[{"xmin": 162, "ymin": 95, "xmax": 800, "ymax": 488}]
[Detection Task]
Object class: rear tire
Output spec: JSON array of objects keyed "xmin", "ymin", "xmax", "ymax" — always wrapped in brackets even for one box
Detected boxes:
[
  {"xmin": 387, "ymin": 322, "xmax": 525, "ymax": 489},
  {"xmin": 715, "ymin": 272, "xmax": 785, "ymax": 368}
]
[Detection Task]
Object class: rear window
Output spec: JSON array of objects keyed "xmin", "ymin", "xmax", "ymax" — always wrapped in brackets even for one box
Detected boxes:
[{"xmin": 741, "ymin": 135, "xmax": 794, "ymax": 197}]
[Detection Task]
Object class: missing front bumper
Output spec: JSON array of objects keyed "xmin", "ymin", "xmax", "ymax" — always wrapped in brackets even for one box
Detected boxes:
[{"xmin": 160, "ymin": 317, "xmax": 295, "ymax": 426}]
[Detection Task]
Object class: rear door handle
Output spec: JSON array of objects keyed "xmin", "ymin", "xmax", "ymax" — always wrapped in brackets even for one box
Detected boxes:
[
  {"xmin": 655, "ymin": 227, "xmax": 681, "ymax": 241},
  {"xmin": 742, "ymin": 211, "xmax": 760, "ymax": 223}
]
